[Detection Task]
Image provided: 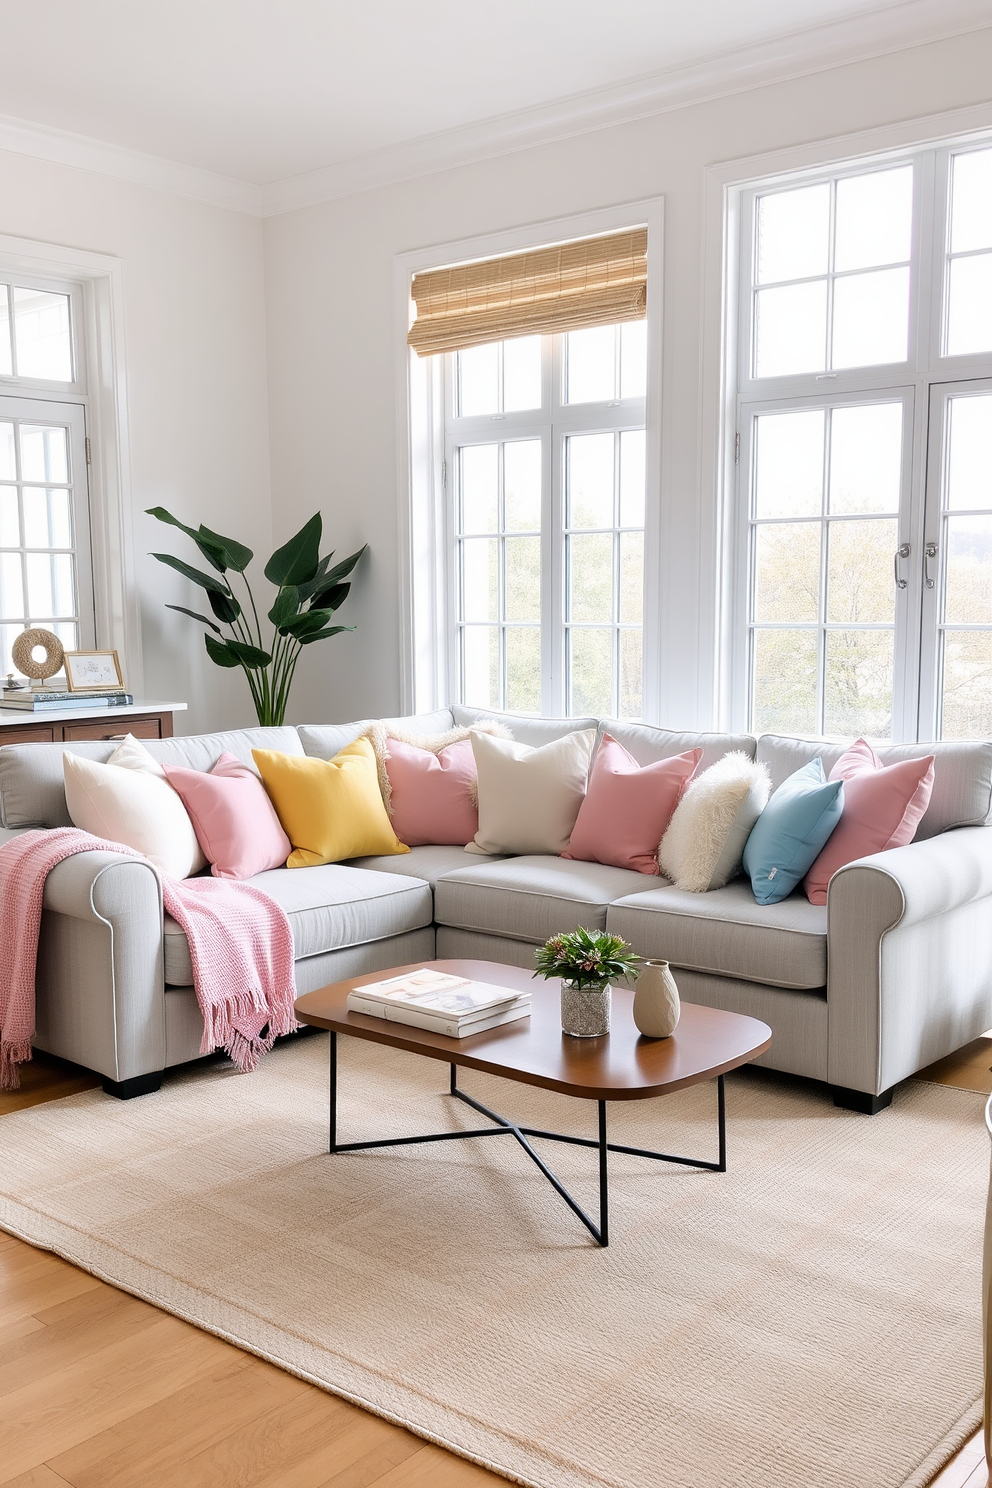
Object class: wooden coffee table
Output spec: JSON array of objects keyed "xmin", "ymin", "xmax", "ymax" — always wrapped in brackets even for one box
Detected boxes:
[{"xmin": 294, "ymin": 959, "xmax": 772, "ymax": 1247}]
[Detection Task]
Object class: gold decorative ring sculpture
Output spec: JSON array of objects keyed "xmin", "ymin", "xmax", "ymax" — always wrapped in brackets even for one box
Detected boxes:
[{"xmin": 12, "ymin": 628, "xmax": 65, "ymax": 681}]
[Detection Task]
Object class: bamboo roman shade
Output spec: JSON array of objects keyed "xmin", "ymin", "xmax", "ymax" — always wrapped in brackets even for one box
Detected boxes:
[{"xmin": 408, "ymin": 227, "xmax": 647, "ymax": 357}]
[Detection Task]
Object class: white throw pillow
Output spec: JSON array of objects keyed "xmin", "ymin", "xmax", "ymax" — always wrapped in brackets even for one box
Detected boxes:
[
  {"xmin": 658, "ymin": 751, "xmax": 770, "ymax": 893},
  {"xmin": 63, "ymin": 738, "xmax": 206, "ymax": 879},
  {"xmin": 468, "ymin": 728, "xmax": 596, "ymax": 856}
]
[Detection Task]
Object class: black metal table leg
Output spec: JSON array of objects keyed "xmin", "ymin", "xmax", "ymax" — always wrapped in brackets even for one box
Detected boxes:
[
  {"xmin": 598, "ymin": 1100, "xmax": 609, "ymax": 1248},
  {"xmin": 329, "ymin": 1030, "xmax": 337, "ymax": 1153},
  {"xmin": 717, "ymin": 1073, "xmax": 726, "ymax": 1172}
]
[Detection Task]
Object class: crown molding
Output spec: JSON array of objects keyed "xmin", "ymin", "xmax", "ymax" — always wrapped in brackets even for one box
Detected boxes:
[
  {"xmin": 0, "ymin": 110, "xmax": 262, "ymax": 215},
  {"xmin": 261, "ymin": 0, "xmax": 992, "ymax": 216},
  {"xmin": 0, "ymin": 0, "xmax": 988, "ymax": 220}
]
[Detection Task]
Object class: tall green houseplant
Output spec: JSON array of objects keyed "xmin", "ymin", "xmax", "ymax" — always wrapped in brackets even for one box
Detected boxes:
[{"xmin": 147, "ymin": 507, "xmax": 366, "ymax": 727}]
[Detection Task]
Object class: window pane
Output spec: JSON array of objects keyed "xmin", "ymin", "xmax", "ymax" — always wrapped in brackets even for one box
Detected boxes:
[
  {"xmin": 458, "ymin": 343, "xmax": 499, "ymax": 416},
  {"xmin": 569, "ymin": 627, "xmax": 613, "ymax": 715},
  {"xmin": 756, "ymin": 184, "xmax": 829, "ymax": 284},
  {"xmin": 950, "ymin": 148, "xmax": 992, "ymax": 254},
  {"xmin": 462, "ymin": 627, "xmax": 500, "ymax": 709},
  {"xmin": 460, "ymin": 444, "xmax": 498, "ymax": 533},
  {"xmin": 567, "ymin": 433, "xmax": 614, "ymax": 528},
  {"xmin": 946, "ymin": 253, "xmax": 992, "ymax": 358},
  {"xmin": 834, "ymin": 167, "xmax": 913, "ymax": 272},
  {"xmin": 569, "ymin": 533, "xmax": 613, "ymax": 622},
  {"xmin": 27, "ymin": 552, "xmax": 75, "ymax": 618},
  {"xmin": 0, "ymin": 423, "xmax": 13, "ymax": 481},
  {"xmin": 12, "ymin": 288, "xmax": 72, "ymax": 381},
  {"xmin": 753, "ymin": 523, "xmax": 819, "ymax": 623},
  {"xmin": 941, "ymin": 630, "xmax": 992, "ymax": 739},
  {"xmin": 832, "ymin": 267, "xmax": 909, "ymax": 369},
  {"xmin": 753, "ymin": 410, "xmax": 824, "ymax": 519},
  {"xmin": 824, "ymin": 629, "xmax": 893, "ymax": 737},
  {"xmin": 752, "ymin": 628, "xmax": 817, "ymax": 733},
  {"xmin": 754, "ymin": 281, "xmax": 827, "ymax": 377},
  {"xmin": 23, "ymin": 488, "xmax": 72, "ymax": 549},
  {"xmin": 827, "ymin": 519, "xmax": 896, "ymax": 624},
  {"xmin": 20, "ymin": 424, "xmax": 68, "ymax": 484},
  {"xmin": 944, "ymin": 516, "xmax": 992, "ymax": 625},
  {"xmin": 619, "ymin": 532, "xmax": 643, "ymax": 624},
  {"xmin": 0, "ymin": 488, "xmax": 16, "ymax": 547},
  {"xmin": 505, "ymin": 536, "xmax": 540, "ymax": 621},
  {"xmin": 619, "ymin": 320, "xmax": 647, "ymax": 399},
  {"xmin": 0, "ymin": 622, "xmax": 25, "ymax": 677},
  {"xmin": 460, "ymin": 538, "xmax": 498, "ymax": 621},
  {"xmin": 0, "ymin": 552, "xmax": 23, "ymax": 618},
  {"xmin": 504, "ymin": 440, "xmax": 541, "ymax": 531},
  {"xmin": 946, "ymin": 395, "xmax": 992, "ymax": 512},
  {"xmin": 829, "ymin": 403, "xmax": 902, "ymax": 514},
  {"xmin": 565, "ymin": 325, "xmax": 616, "ymax": 404},
  {"xmin": 502, "ymin": 337, "xmax": 542, "ymax": 412},
  {"xmin": 505, "ymin": 627, "xmax": 540, "ymax": 712},
  {"xmin": 619, "ymin": 628, "xmax": 642, "ymax": 719},
  {"xmin": 0, "ymin": 287, "xmax": 10, "ymax": 377},
  {"xmin": 619, "ymin": 429, "xmax": 645, "ymax": 527}
]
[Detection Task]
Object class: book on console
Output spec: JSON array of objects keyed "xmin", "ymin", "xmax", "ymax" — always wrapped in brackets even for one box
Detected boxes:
[
  {"xmin": 0, "ymin": 690, "xmax": 133, "ymax": 711},
  {"xmin": 353, "ymin": 967, "xmax": 527, "ymax": 1019},
  {"xmin": 345, "ymin": 990, "xmax": 530, "ymax": 1038}
]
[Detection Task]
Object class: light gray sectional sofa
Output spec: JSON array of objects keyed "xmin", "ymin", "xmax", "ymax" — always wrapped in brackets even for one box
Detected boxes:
[{"xmin": 3, "ymin": 705, "xmax": 992, "ymax": 1113}]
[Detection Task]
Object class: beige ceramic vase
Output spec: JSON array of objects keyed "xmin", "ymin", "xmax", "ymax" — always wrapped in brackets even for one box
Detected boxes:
[{"xmin": 632, "ymin": 959, "xmax": 680, "ymax": 1038}]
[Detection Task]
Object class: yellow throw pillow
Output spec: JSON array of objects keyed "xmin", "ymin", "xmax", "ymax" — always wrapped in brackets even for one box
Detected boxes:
[{"xmin": 253, "ymin": 739, "xmax": 410, "ymax": 868}]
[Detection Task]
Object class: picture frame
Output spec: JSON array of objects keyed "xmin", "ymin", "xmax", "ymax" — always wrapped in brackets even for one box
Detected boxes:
[{"xmin": 64, "ymin": 649, "xmax": 125, "ymax": 692}]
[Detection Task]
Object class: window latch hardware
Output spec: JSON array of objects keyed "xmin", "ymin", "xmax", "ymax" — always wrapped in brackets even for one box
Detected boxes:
[
  {"xmin": 924, "ymin": 542, "xmax": 938, "ymax": 589},
  {"xmin": 893, "ymin": 543, "xmax": 910, "ymax": 589}
]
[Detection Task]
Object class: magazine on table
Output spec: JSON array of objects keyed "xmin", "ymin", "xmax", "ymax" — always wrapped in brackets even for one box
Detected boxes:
[
  {"xmin": 345, "ymin": 990, "xmax": 531, "ymax": 1038},
  {"xmin": 351, "ymin": 968, "xmax": 529, "ymax": 1020}
]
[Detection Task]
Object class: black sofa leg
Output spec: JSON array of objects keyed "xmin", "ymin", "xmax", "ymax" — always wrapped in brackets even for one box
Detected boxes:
[
  {"xmin": 101, "ymin": 1071, "xmax": 164, "ymax": 1100},
  {"xmin": 831, "ymin": 1084, "xmax": 894, "ymax": 1114}
]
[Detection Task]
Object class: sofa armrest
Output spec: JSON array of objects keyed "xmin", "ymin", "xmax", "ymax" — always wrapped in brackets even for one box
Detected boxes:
[
  {"xmin": 827, "ymin": 827, "xmax": 992, "ymax": 1096},
  {"xmin": 35, "ymin": 850, "xmax": 167, "ymax": 1086}
]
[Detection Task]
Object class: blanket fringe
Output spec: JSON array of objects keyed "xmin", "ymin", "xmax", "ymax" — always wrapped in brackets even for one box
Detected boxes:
[
  {"xmin": 200, "ymin": 988, "xmax": 299, "ymax": 1073},
  {"xmin": 0, "ymin": 1038, "xmax": 32, "ymax": 1091}
]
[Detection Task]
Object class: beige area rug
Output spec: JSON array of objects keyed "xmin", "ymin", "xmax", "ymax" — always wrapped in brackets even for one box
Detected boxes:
[{"xmin": 0, "ymin": 1033, "xmax": 986, "ymax": 1488}]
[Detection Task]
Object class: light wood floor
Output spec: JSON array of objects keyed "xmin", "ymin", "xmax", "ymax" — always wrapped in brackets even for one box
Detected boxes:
[{"xmin": 1, "ymin": 1043, "xmax": 990, "ymax": 1488}]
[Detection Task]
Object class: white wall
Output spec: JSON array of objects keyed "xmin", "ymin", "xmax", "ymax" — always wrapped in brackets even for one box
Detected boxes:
[
  {"xmin": 262, "ymin": 26, "xmax": 992, "ymax": 729},
  {"xmin": 0, "ymin": 150, "xmax": 271, "ymax": 734}
]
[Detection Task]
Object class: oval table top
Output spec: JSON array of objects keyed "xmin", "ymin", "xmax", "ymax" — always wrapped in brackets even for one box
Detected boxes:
[{"xmin": 294, "ymin": 959, "xmax": 772, "ymax": 1102}]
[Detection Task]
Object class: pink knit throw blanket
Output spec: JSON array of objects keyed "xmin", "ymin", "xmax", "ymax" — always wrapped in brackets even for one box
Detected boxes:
[{"xmin": 0, "ymin": 827, "xmax": 297, "ymax": 1090}]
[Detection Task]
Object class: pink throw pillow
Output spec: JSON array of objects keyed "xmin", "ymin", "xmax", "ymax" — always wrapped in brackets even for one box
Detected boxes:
[
  {"xmin": 162, "ymin": 753, "xmax": 292, "ymax": 880},
  {"xmin": 803, "ymin": 739, "xmax": 934, "ymax": 905},
  {"xmin": 562, "ymin": 738, "xmax": 702, "ymax": 875},
  {"xmin": 385, "ymin": 736, "xmax": 479, "ymax": 847}
]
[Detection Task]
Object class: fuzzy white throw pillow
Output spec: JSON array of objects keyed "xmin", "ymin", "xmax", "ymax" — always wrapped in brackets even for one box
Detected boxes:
[{"xmin": 658, "ymin": 751, "xmax": 770, "ymax": 893}]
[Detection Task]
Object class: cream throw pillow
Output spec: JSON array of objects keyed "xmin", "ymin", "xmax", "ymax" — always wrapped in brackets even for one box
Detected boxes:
[
  {"xmin": 468, "ymin": 729, "xmax": 596, "ymax": 856},
  {"xmin": 658, "ymin": 751, "xmax": 770, "ymax": 893},
  {"xmin": 63, "ymin": 735, "xmax": 206, "ymax": 879}
]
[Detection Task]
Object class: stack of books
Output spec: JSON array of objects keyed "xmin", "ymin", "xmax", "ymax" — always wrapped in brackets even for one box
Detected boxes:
[
  {"xmin": 346, "ymin": 968, "xmax": 531, "ymax": 1038},
  {"xmin": 0, "ymin": 687, "xmax": 133, "ymax": 712}
]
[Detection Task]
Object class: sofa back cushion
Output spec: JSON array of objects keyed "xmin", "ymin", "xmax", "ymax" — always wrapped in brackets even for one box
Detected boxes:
[
  {"xmin": 602, "ymin": 720, "xmax": 757, "ymax": 770},
  {"xmin": 451, "ymin": 705, "xmax": 597, "ymax": 746},
  {"xmin": 299, "ymin": 709, "xmax": 455, "ymax": 761},
  {"xmin": 0, "ymin": 725, "xmax": 304, "ymax": 829},
  {"xmin": 756, "ymin": 734, "xmax": 992, "ymax": 840}
]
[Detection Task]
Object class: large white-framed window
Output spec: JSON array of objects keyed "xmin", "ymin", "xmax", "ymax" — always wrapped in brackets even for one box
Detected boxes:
[
  {"xmin": 0, "ymin": 236, "xmax": 139, "ymax": 689},
  {"xmin": 398, "ymin": 201, "xmax": 663, "ymax": 721},
  {"xmin": 730, "ymin": 134, "xmax": 992, "ymax": 741}
]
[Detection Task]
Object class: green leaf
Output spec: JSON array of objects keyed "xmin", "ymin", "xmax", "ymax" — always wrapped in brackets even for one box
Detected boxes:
[
  {"xmin": 208, "ymin": 588, "xmax": 242, "ymax": 624},
  {"xmin": 318, "ymin": 544, "xmax": 367, "ymax": 590},
  {"xmin": 204, "ymin": 634, "xmax": 242, "ymax": 668},
  {"xmin": 309, "ymin": 581, "xmax": 350, "ymax": 613},
  {"xmin": 264, "ymin": 513, "xmax": 322, "ymax": 587},
  {"xmin": 225, "ymin": 638, "xmax": 272, "ymax": 670},
  {"xmin": 268, "ymin": 586, "xmax": 301, "ymax": 627},
  {"xmin": 151, "ymin": 552, "xmax": 230, "ymax": 595},
  {"xmin": 165, "ymin": 603, "xmax": 221, "ymax": 635},
  {"xmin": 279, "ymin": 607, "xmax": 335, "ymax": 639},
  {"xmin": 295, "ymin": 554, "xmax": 333, "ymax": 603},
  {"xmin": 299, "ymin": 624, "xmax": 352, "ymax": 645},
  {"xmin": 197, "ymin": 524, "xmax": 253, "ymax": 573},
  {"xmin": 146, "ymin": 507, "xmax": 229, "ymax": 573}
]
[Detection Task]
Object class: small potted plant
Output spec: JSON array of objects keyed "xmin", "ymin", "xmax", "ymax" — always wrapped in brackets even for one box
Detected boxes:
[{"xmin": 534, "ymin": 928, "xmax": 641, "ymax": 1038}]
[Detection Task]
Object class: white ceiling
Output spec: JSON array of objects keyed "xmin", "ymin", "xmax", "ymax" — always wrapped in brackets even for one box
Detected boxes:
[{"xmin": 0, "ymin": 0, "xmax": 985, "ymax": 191}]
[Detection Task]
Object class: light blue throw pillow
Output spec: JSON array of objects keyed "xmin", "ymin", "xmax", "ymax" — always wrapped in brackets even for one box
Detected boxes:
[{"xmin": 742, "ymin": 758, "xmax": 845, "ymax": 905}]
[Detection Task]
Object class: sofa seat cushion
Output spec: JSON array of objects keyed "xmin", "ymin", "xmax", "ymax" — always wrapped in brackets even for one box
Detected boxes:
[
  {"xmin": 163, "ymin": 864, "xmax": 432, "ymax": 986},
  {"xmin": 434, "ymin": 856, "xmax": 653, "ymax": 944},
  {"xmin": 348, "ymin": 844, "xmax": 506, "ymax": 889},
  {"xmin": 606, "ymin": 881, "xmax": 826, "ymax": 990}
]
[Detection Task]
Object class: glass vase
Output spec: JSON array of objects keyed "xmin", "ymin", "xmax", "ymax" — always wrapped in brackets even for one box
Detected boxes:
[{"xmin": 560, "ymin": 980, "xmax": 611, "ymax": 1038}]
